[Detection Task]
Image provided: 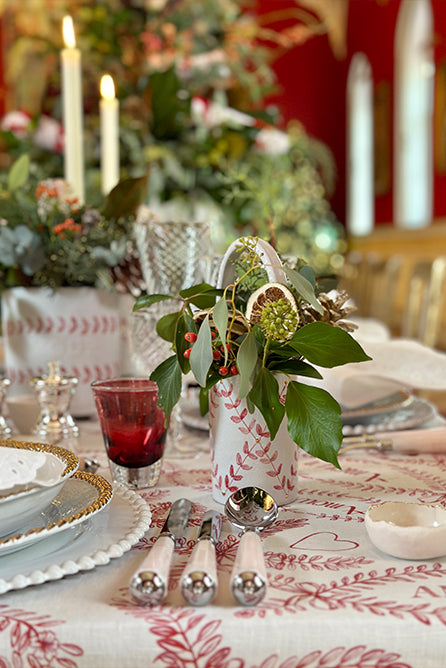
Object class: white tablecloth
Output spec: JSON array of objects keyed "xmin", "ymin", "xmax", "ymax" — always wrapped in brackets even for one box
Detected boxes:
[{"xmin": 1, "ymin": 421, "xmax": 446, "ymax": 667}]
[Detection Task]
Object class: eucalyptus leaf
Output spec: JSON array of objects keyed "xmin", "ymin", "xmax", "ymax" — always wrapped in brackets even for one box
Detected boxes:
[
  {"xmin": 237, "ymin": 330, "xmax": 258, "ymax": 398},
  {"xmin": 285, "ymin": 380, "xmax": 341, "ymax": 467},
  {"xmin": 213, "ymin": 296, "xmax": 228, "ymax": 362},
  {"xmin": 248, "ymin": 368, "xmax": 285, "ymax": 440},
  {"xmin": 288, "ymin": 322, "xmax": 372, "ymax": 367},
  {"xmin": 284, "ymin": 266, "xmax": 323, "ymax": 314},
  {"xmin": 190, "ymin": 313, "xmax": 213, "ymax": 386},
  {"xmin": 150, "ymin": 355, "xmax": 182, "ymax": 421},
  {"xmin": 8, "ymin": 154, "xmax": 30, "ymax": 192}
]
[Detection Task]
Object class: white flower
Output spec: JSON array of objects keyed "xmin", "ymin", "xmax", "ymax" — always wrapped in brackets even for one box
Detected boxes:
[
  {"xmin": 191, "ymin": 96, "xmax": 256, "ymax": 129},
  {"xmin": 33, "ymin": 116, "xmax": 64, "ymax": 153},
  {"xmin": 1, "ymin": 110, "xmax": 31, "ymax": 139},
  {"xmin": 255, "ymin": 128, "xmax": 290, "ymax": 155}
]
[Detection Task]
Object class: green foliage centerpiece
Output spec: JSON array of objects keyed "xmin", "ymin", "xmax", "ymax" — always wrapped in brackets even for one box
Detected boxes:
[{"xmin": 134, "ymin": 237, "xmax": 370, "ymax": 468}]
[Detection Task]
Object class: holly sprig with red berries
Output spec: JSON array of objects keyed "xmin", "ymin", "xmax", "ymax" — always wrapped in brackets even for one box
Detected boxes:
[{"xmin": 133, "ymin": 240, "xmax": 370, "ymax": 468}]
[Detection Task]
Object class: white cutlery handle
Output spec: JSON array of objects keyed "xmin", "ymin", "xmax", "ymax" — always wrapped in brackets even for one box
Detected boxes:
[
  {"xmin": 180, "ymin": 539, "xmax": 218, "ymax": 606},
  {"xmin": 129, "ymin": 535, "xmax": 174, "ymax": 605},
  {"xmin": 382, "ymin": 428, "xmax": 446, "ymax": 453},
  {"xmin": 230, "ymin": 530, "xmax": 266, "ymax": 607}
]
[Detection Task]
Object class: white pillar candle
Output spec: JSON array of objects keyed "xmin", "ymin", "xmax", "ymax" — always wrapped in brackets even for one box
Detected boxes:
[
  {"xmin": 61, "ymin": 15, "xmax": 85, "ymax": 205},
  {"xmin": 394, "ymin": 0, "xmax": 434, "ymax": 228},
  {"xmin": 346, "ymin": 52, "xmax": 374, "ymax": 237},
  {"xmin": 100, "ymin": 74, "xmax": 120, "ymax": 196}
]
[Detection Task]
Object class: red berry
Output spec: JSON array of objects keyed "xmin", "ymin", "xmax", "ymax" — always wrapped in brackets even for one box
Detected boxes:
[
  {"xmin": 220, "ymin": 343, "xmax": 230, "ymax": 352},
  {"xmin": 211, "ymin": 331, "xmax": 217, "ymax": 340},
  {"xmin": 212, "ymin": 349, "xmax": 221, "ymax": 360},
  {"xmin": 230, "ymin": 365, "xmax": 238, "ymax": 375},
  {"xmin": 183, "ymin": 347, "xmax": 192, "ymax": 358},
  {"xmin": 219, "ymin": 366, "xmax": 229, "ymax": 376},
  {"xmin": 184, "ymin": 332, "xmax": 197, "ymax": 343}
]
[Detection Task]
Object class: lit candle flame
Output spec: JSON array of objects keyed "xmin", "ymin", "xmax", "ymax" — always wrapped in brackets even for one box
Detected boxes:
[
  {"xmin": 62, "ymin": 15, "xmax": 76, "ymax": 49},
  {"xmin": 100, "ymin": 74, "xmax": 116, "ymax": 101}
]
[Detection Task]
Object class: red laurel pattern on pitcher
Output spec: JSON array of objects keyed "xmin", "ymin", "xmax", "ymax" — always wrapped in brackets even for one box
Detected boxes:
[
  {"xmin": 0, "ymin": 605, "xmax": 83, "ymax": 667},
  {"xmin": 209, "ymin": 379, "xmax": 298, "ymax": 504}
]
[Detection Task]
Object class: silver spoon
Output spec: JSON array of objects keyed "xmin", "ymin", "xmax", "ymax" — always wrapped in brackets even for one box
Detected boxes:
[{"xmin": 225, "ymin": 486, "xmax": 278, "ymax": 607}]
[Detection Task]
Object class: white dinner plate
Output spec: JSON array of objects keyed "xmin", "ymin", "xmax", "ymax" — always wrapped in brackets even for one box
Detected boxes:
[
  {"xmin": 0, "ymin": 440, "xmax": 80, "ymax": 537},
  {"xmin": 342, "ymin": 397, "xmax": 437, "ymax": 436},
  {"xmin": 0, "ymin": 470, "xmax": 113, "ymax": 555},
  {"xmin": 341, "ymin": 391, "xmax": 412, "ymax": 422},
  {"xmin": 0, "ymin": 484, "xmax": 151, "ymax": 595}
]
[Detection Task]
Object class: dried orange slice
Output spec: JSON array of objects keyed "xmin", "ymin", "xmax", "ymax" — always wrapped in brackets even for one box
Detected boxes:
[{"xmin": 245, "ymin": 282, "xmax": 300, "ymax": 340}]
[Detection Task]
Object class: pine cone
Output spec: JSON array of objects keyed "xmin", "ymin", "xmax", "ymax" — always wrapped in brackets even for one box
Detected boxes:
[
  {"xmin": 301, "ymin": 290, "xmax": 358, "ymax": 332},
  {"xmin": 109, "ymin": 241, "xmax": 145, "ymax": 296}
]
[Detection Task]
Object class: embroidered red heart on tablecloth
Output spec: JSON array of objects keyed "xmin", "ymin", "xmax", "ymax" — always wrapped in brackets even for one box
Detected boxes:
[{"xmin": 290, "ymin": 531, "xmax": 359, "ymax": 552}]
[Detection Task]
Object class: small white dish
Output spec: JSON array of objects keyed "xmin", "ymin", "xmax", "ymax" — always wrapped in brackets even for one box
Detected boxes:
[
  {"xmin": 0, "ymin": 440, "xmax": 79, "ymax": 537},
  {"xmin": 0, "ymin": 470, "xmax": 113, "ymax": 555},
  {"xmin": 365, "ymin": 501, "xmax": 446, "ymax": 559}
]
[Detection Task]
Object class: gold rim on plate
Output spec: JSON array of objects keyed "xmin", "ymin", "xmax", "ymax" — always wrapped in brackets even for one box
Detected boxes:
[{"xmin": 0, "ymin": 471, "xmax": 113, "ymax": 551}]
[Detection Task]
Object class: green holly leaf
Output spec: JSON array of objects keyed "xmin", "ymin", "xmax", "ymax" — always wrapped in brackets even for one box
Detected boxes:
[
  {"xmin": 190, "ymin": 313, "xmax": 213, "ymax": 386},
  {"xmin": 156, "ymin": 311, "xmax": 182, "ymax": 342},
  {"xmin": 180, "ymin": 283, "xmax": 223, "ymax": 310},
  {"xmin": 267, "ymin": 358, "xmax": 323, "ymax": 378},
  {"xmin": 133, "ymin": 293, "xmax": 173, "ymax": 310},
  {"xmin": 285, "ymin": 380, "xmax": 342, "ymax": 467},
  {"xmin": 288, "ymin": 322, "xmax": 372, "ymax": 368},
  {"xmin": 248, "ymin": 368, "xmax": 285, "ymax": 440},
  {"xmin": 174, "ymin": 312, "xmax": 192, "ymax": 373},
  {"xmin": 150, "ymin": 355, "xmax": 182, "ymax": 421}
]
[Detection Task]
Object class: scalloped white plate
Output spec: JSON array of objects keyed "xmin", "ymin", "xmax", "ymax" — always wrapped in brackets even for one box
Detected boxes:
[{"xmin": 0, "ymin": 484, "xmax": 152, "ymax": 594}]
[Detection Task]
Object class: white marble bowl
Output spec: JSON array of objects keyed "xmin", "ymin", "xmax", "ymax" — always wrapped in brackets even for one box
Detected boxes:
[{"xmin": 365, "ymin": 501, "xmax": 446, "ymax": 559}]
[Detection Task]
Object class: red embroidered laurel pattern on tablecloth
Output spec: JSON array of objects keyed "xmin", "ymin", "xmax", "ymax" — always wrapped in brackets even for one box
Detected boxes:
[
  {"xmin": 111, "ymin": 599, "xmax": 413, "ymax": 668},
  {"xmin": 2, "ymin": 437, "xmax": 446, "ymax": 667},
  {"xmin": 0, "ymin": 605, "xmax": 83, "ymax": 667}
]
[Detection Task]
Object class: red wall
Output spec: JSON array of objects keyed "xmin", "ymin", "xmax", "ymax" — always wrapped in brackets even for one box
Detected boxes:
[{"xmin": 259, "ymin": 0, "xmax": 446, "ymax": 226}]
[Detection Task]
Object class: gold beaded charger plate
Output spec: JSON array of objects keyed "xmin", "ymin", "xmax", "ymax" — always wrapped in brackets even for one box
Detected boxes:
[
  {"xmin": 0, "ymin": 470, "xmax": 112, "ymax": 556},
  {"xmin": 0, "ymin": 483, "xmax": 152, "ymax": 595}
]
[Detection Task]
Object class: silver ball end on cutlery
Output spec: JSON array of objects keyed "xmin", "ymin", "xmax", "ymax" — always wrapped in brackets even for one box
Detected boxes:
[
  {"xmin": 231, "ymin": 570, "xmax": 266, "ymax": 607},
  {"xmin": 180, "ymin": 570, "xmax": 217, "ymax": 606},
  {"xmin": 129, "ymin": 570, "xmax": 165, "ymax": 606}
]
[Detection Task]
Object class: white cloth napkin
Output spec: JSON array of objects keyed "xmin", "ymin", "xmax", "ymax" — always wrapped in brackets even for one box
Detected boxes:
[{"xmin": 308, "ymin": 317, "xmax": 446, "ymax": 408}]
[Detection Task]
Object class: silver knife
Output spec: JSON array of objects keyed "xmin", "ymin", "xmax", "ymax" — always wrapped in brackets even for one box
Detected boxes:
[
  {"xmin": 129, "ymin": 498, "xmax": 192, "ymax": 606},
  {"xmin": 180, "ymin": 510, "xmax": 223, "ymax": 606}
]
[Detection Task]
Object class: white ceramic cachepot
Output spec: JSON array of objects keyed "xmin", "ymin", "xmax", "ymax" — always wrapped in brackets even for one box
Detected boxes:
[
  {"xmin": 1, "ymin": 287, "xmax": 122, "ymax": 417},
  {"xmin": 209, "ymin": 375, "xmax": 299, "ymax": 506}
]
